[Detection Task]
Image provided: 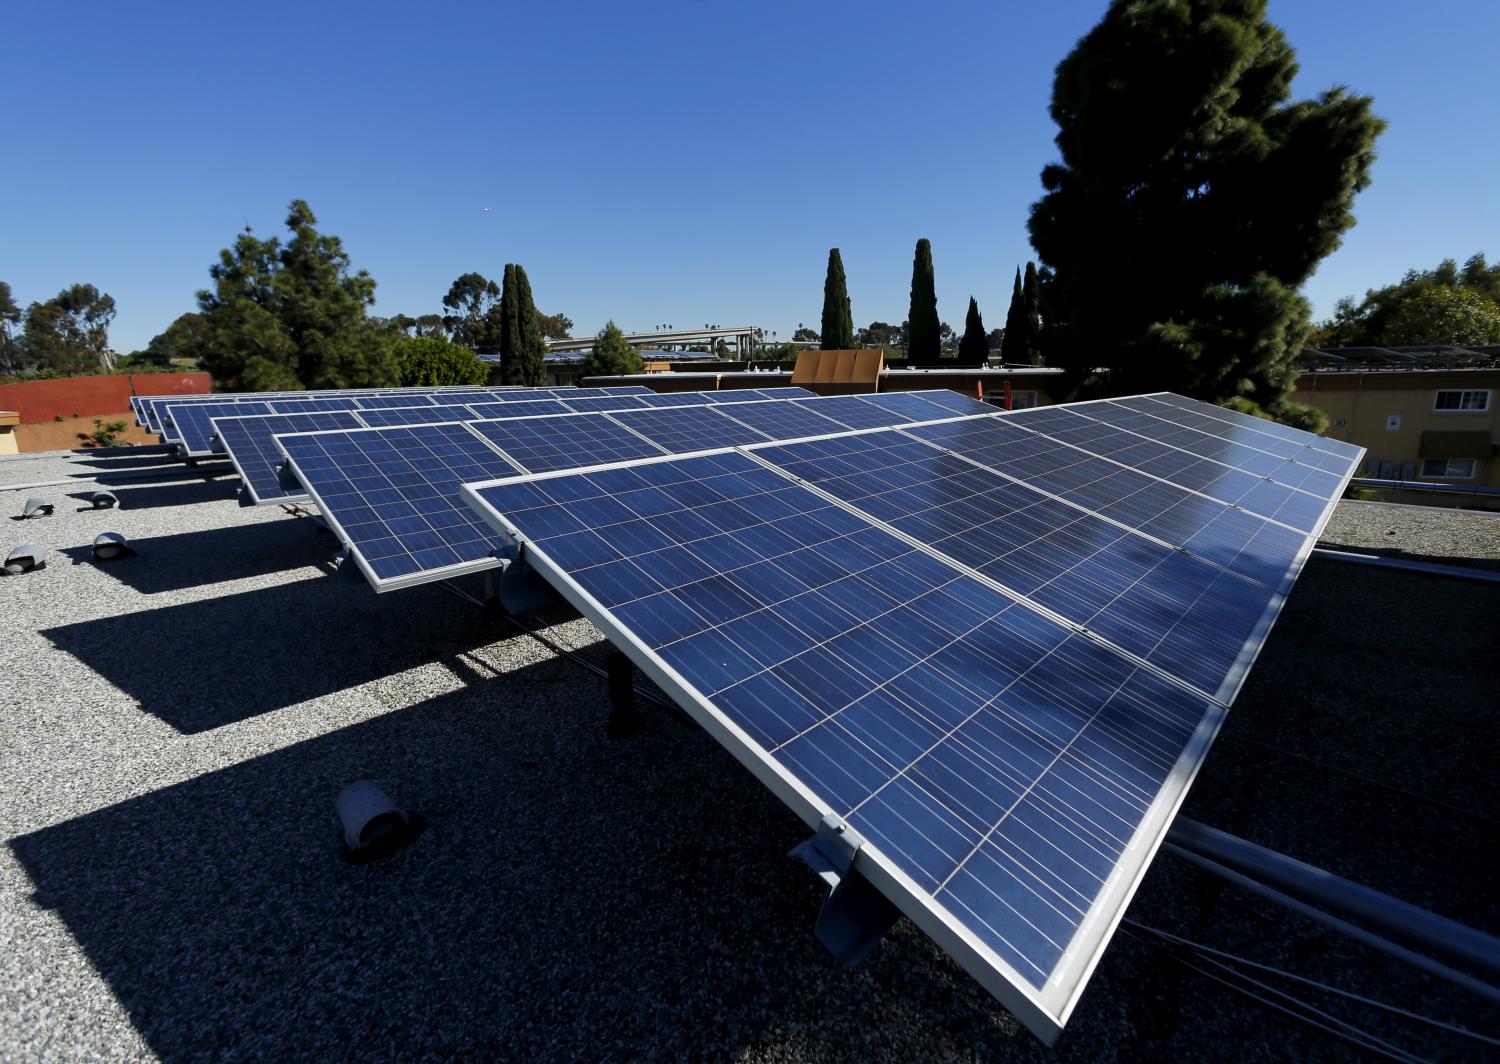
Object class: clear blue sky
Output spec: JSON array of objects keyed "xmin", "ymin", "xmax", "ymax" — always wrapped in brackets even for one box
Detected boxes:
[{"xmin": 6, "ymin": 1, "xmax": 1497, "ymax": 353}]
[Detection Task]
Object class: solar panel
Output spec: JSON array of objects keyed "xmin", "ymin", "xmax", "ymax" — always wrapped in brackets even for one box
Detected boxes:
[
  {"xmin": 215, "ymin": 411, "xmax": 367, "ymax": 505},
  {"xmin": 560, "ymin": 394, "xmax": 650, "ymax": 413},
  {"xmin": 170, "ymin": 400, "xmax": 274, "ymax": 454},
  {"xmin": 864, "ymin": 390, "xmax": 995, "ymax": 419},
  {"xmin": 604, "ymin": 405, "xmax": 772, "ymax": 453},
  {"xmin": 268, "ymin": 397, "xmax": 361, "ymax": 414},
  {"xmin": 1145, "ymin": 392, "xmax": 1365, "ymax": 462},
  {"xmin": 707, "ymin": 386, "xmax": 816, "ymax": 404},
  {"xmin": 635, "ymin": 392, "xmax": 724, "ymax": 408},
  {"xmin": 467, "ymin": 413, "xmax": 667, "ymax": 473},
  {"xmin": 457, "ymin": 393, "xmax": 1361, "ymax": 1043},
  {"xmin": 277, "ymin": 422, "xmax": 518, "ymax": 588},
  {"xmin": 354, "ymin": 393, "xmax": 440, "ymax": 409},
  {"xmin": 353, "ymin": 404, "xmax": 486, "ymax": 428},
  {"xmin": 713, "ymin": 398, "xmax": 851, "ymax": 440}
]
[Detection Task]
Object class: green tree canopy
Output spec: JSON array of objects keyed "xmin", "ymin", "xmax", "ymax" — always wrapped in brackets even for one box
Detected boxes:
[
  {"xmin": 397, "ymin": 335, "xmax": 488, "ymax": 387},
  {"xmin": 442, "ymin": 272, "xmax": 501, "ymax": 350},
  {"xmin": 584, "ymin": 320, "xmax": 644, "ymax": 377},
  {"xmin": 536, "ymin": 311, "xmax": 574, "ymax": 340},
  {"xmin": 958, "ymin": 297, "xmax": 988, "ymax": 364},
  {"xmin": 1028, "ymin": 0, "xmax": 1385, "ymax": 412},
  {"xmin": 0, "ymin": 282, "xmax": 24, "ymax": 376},
  {"xmin": 1379, "ymin": 286, "xmax": 1500, "ymax": 346},
  {"xmin": 1022, "ymin": 262, "xmax": 1041, "ymax": 365},
  {"xmin": 133, "ymin": 312, "xmax": 210, "ymax": 367},
  {"xmin": 906, "ymin": 238, "xmax": 939, "ymax": 363},
  {"xmin": 193, "ymin": 200, "xmax": 400, "ymax": 390},
  {"xmin": 18, "ymin": 283, "xmax": 118, "ymax": 376},
  {"xmin": 820, "ymin": 248, "xmax": 854, "ymax": 349},
  {"xmin": 1318, "ymin": 254, "xmax": 1500, "ymax": 346}
]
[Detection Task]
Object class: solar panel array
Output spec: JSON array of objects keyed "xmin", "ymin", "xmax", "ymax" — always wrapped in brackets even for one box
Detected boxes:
[
  {"xmin": 132, "ymin": 385, "xmax": 504, "ymax": 435},
  {"xmin": 274, "ymin": 392, "xmax": 985, "ymax": 591},
  {"xmin": 218, "ymin": 387, "xmax": 815, "ymax": 505},
  {"xmin": 458, "ymin": 392, "xmax": 1363, "ymax": 1042},
  {"xmin": 157, "ymin": 385, "xmax": 658, "ymax": 456}
]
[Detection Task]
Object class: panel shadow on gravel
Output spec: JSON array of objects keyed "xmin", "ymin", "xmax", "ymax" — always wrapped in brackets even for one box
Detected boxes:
[
  {"xmin": 56, "ymin": 518, "xmax": 336, "ymax": 594},
  {"xmin": 64, "ymin": 475, "xmax": 241, "ymax": 509},
  {"xmin": 6, "ymin": 667, "xmax": 1030, "ymax": 1063},
  {"xmin": 39, "ymin": 577, "xmax": 510, "ymax": 732}
]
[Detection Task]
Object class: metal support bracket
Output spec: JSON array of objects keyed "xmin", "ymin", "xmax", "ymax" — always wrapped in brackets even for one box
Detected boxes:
[
  {"xmin": 496, "ymin": 545, "xmax": 561, "ymax": 614},
  {"xmin": 790, "ymin": 815, "xmax": 901, "ymax": 965}
]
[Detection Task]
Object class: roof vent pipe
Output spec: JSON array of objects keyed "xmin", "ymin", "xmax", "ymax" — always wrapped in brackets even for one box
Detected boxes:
[
  {"xmin": 22, "ymin": 498, "xmax": 54, "ymax": 519},
  {"xmin": 335, "ymin": 781, "xmax": 421, "ymax": 862},
  {"xmin": 93, "ymin": 532, "xmax": 134, "ymax": 561},
  {"xmin": 90, "ymin": 491, "xmax": 119, "ymax": 509}
]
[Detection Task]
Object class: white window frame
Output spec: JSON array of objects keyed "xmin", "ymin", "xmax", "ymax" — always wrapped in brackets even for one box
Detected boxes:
[
  {"xmin": 1432, "ymin": 389, "xmax": 1491, "ymax": 413},
  {"xmin": 1419, "ymin": 458, "xmax": 1478, "ymax": 480}
]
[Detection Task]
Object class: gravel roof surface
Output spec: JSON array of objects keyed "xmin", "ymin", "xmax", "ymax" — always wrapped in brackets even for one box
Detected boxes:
[{"xmin": 2, "ymin": 447, "xmax": 1496, "ymax": 1062}]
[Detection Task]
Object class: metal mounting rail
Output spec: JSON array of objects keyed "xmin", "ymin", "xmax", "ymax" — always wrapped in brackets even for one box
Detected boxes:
[
  {"xmin": 1165, "ymin": 817, "xmax": 1500, "ymax": 999},
  {"xmin": 1310, "ymin": 547, "xmax": 1500, "ymax": 584}
]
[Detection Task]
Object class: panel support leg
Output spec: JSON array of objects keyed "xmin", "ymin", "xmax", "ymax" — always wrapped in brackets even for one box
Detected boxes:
[
  {"xmin": 606, "ymin": 651, "xmax": 645, "ymax": 738},
  {"xmin": 791, "ymin": 815, "xmax": 901, "ymax": 965}
]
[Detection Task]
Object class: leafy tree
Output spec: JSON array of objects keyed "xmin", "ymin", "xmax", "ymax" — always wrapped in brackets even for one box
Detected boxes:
[
  {"xmin": 388, "ymin": 313, "xmax": 448, "ymax": 338},
  {"xmin": 584, "ymin": 320, "xmax": 644, "ymax": 377},
  {"xmin": 497, "ymin": 263, "xmax": 546, "ymax": 386},
  {"xmin": 1318, "ymin": 254, "xmax": 1500, "ymax": 346},
  {"xmin": 1028, "ymin": 0, "xmax": 1385, "ymax": 415},
  {"xmin": 134, "ymin": 312, "xmax": 210, "ymax": 367},
  {"xmin": 986, "ymin": 327, "xmax": 1003, "ymax": 351},
  {"xmin": 397, "ymin": 335, "xmax": 488, "ymax": 386},
  {"xmin": 1379, "ymin": 287, "xmax": 1500, "ymax": 346},
  {"xmin": 792, "ymin": 326, "xmax": 820, "ymax": 343},
  {"xmin": 1001, "ymin": 269, "xmax": 1030, "ymax": 364},
  {"xmin": 820, "ymin": 248, "xmax": 854, "ymax": 349},
  {"xmin": 0, "ymin": 282, "xmax": 23, "ymax": 376},
  {"xmin": 194, "ymin": 201, "xmax": 400, "ymax": 390},
  {"xmin": 906, "ymin": 238, "xmax": 939, "ymax": 362},
  {"xmin": 536, "ymin": 311, "xmax": 574, "ymax": 340},
  {"xmin": 959, "ymin": 297, "xmax": 988, "ymax": 363},
  {"xmin": 19, "ymin": 284, "xmax": 118, "ymax": 375},
  {"xmin": 442, "ymin": 273, "xmax": 502, "ymax": 349}
]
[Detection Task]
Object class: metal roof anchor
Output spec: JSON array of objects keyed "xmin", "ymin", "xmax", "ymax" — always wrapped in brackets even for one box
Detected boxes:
[{"xmin": 791, "ymin": 814, "xmax": 901, "ymax": 965}]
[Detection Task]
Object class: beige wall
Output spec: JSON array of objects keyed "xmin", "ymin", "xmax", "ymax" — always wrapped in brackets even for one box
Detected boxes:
[{"xmin": 1292, "ymin": 371, "xmax": 1500, "ymax": 487}]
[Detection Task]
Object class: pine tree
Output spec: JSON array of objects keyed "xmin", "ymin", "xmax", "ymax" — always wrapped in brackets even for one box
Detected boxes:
[
  {"xmin": 906, "ymin": 238, "xmax": 939, "ymax": 363},
  {"xmin": 820, "ymin": 248, "xmax": 853, "ymax": 349},
  {"xmin": 958, "ymin": 297, "xmax": 988, "ymax": 364},
  {"xmin": 585, "ymin": 321, "xmax": 644, "ymax": 377},
  {"xmin": 1028, "ymin": 0, "xmax": 1384, "ymax": 408},
  {"xmin": 1001, "ymin": 268, "xmax": 1030, "ymax": 364},
  {"xmin": 511, "ymin": 264, "xmax": 547, "ymax": 386},
  {"xmin": 1022, "ymin": 262, "xmax": 1041, "ymax": 365}
]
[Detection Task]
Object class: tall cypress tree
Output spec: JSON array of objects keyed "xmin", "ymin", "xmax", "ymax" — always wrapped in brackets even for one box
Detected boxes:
[
  {"xmin": 1028, "ymin": 0, "xmax": 1384, "ymax": 406},
  {"xmin": 820, "ymin": 248, "xmax": 853, "ymax": 349},
  {"xmin": 1022, "ymin": 261, "xmax": 1041, "ymax": 365},
  {"xmin": 512, "ymin": 264, "xmax": 547, "ymax": 386},
  {"xmin": 958, "ymin": 296, "xmax": 988, "ymax": 364},
  {"xmin": 1001, "ymin": 268, "xmax": 1030, "ymax": 364},
  {"xmin": 906, "ymin": 238, "xmax": 939, "ymax": 363},
  {"xmin": 497, "ymin": 263, "xmax": 521, "ymax": 385}
]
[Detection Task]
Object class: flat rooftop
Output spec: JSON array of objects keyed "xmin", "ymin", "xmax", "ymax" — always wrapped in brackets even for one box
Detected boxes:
[{"xmin": 1, "ymin": 446, "xmax": 1496, "ymax": 1060}]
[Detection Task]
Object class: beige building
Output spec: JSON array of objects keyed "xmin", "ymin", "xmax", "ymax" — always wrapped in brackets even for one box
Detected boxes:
[{"xmin": 1291, "ymin": 366, "xmax": 1499, "ymax": 492}]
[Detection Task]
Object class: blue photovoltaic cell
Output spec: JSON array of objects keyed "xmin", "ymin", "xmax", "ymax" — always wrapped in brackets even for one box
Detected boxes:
[
  {"xmin": 787, "ymin": 395, "xmax": 927, "ymax": 430},
  {"xmin": 1001, "ymin": 406, "xmax": 1333, "ymax": 533},
  {"xmin": 908, "ymin": 416, "xmax": 1308, "ymax": 589},
  {"xmin": 635, "ymin": 392, "xmax": 724, "ymax": 408},
  {"xmin": 354, "ymin": 405, "xmax": 484, "ymax": 428},
  {"xmin": 215, "ymin": 410, "xmax": 366, "ymax": 503},
  {"xmin": 354, "ymin": 393, "xmax": 440, "ymax": 409},
  {"xmin": 1149, "ymin": 392, "xmax": 1365, "ymax": 462},
  {"xmin": 467, "ymin": 413, "xmax": 667, "ymax": 473},
  {"xmin": 715, "ymin": 399, "xmax": 852, "ymax": 440},
  {"xmin": 707, "ymin": 386, "xmax": 815, "ymax": 404},
  {"xmin": 606, "ymin": 405, "xmax": 772, "ymax": 453},
  {"xmin": 268, "ymin": 397, "xmax": 360, "ymax": 414},
  {"xmin": 1114, "ymin": 396, "xmax": 1354, "ymax": 476},
  {"xmin": 450, "ymin": 398, "xmax": 570, "ymax": 419},
  {"xmin": 465, "ymin": 451, "xmax": 1219, "ymax": 998},
  {"xmin": 278, "ymin": 423, "xmax": 517, "ymax": 584},
  {"xmin": 863, "ymin": 390, "xmax": 993, "ymax": 420},
  {"xmin": 560, "ymin": 394, "xmax": 650, "ymax": 413},
  {"xmin": 753, "ymin": 430, "xmax": 1275, "ymax": 699},
  {"xmin": 173, "ymin": 400, "xmax": 273, "ymax": 453}
]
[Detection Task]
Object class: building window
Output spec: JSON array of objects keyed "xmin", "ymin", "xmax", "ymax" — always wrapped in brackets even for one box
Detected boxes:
[
  {"xmin": 1385, "ymin": 414, "xmax": 1401, "ymax": 430},
  {"xmin": 1420, "ymin": 458, "xmax": 1477, "ymax": 479},
  {"xmin": 1433, "ymin": 389, "xmax": 1491, "ymax": 412}
]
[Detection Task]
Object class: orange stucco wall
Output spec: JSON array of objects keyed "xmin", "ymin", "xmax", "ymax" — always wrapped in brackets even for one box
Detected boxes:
[{"xmin": 0, "ymin": 373, "xmax": 211, "ymax": 423}]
